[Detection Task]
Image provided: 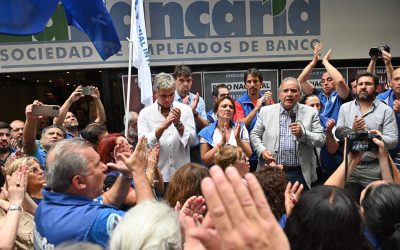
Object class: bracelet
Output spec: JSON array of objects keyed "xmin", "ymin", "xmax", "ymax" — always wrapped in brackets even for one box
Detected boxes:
[{"xmin": 119, "ymin": 173, "xmax": 133, "ymax": 181}]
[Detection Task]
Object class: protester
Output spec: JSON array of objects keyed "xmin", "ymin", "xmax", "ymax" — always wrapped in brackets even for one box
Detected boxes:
[
  {"xmin": 6, "ymin": 157, "xmax": 45, "ymax": 204},
  {"xmin": 207, "ymin": 83, "xmax": 230, "ymax": 123},
  {"xmin": 337, "ymin": 72, "xmax": 398, "ymax": 201},
  {"xmin": 0, "ymin": 165, "xmax": 31, "ymax": 250},
  {"xmin": 298, "ymin": 43, "xmax": 350, "ymax": 128},
  {"xmin": 164, "ymin": 163, "xmax": 209, "ymax": 208},
  {"xmin": 284, "ymin": 185, "xmax": 371, "ymax": 250},
  {"xmin": 234, "ymin": 68, "xmax": 274, "ymax": 171},
  {"xmin": 138, "ymin": 72, "xmax": 196, "ymax": 183},
  {"xmin": 199, "ymin": 96, "xmax": 252, "ymax": 166},
  {"xmin": 53, "ymin": 85, "xmax": 106, "ymax": 139},
  {"xmin": 215, "ymin": 145, "xmax": 250, "ymax": 178},
  {"xmin": 34, "ymin": 137, "xmax": 154, "ymax": 248},
  {"xmin": 23, "ymin": 101, "xmax": 66, "ymax": 169},
  {"xmin": 251, "ymin": 77, "xmax": 326, "ymax": 189}
]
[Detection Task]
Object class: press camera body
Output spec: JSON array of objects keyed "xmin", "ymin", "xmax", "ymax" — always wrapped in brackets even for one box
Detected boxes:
[
  {"xmin": 335, "ymin": 126, "xmax": 381, "ymax": 152},
  {"xmin": 369, "ymin": 45, "xmax": 390, "ymax": 57}
]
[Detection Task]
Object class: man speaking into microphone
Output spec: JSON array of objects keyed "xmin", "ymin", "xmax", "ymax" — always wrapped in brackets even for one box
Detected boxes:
[{"xmin": 251, "ymin": 77, "xmax": 326, "ymax": 190}]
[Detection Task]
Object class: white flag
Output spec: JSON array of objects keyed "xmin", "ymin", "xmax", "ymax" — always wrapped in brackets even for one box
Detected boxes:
[{"xmin": 130, "ymin": 0, "xmax": 153, "ymax": 107}]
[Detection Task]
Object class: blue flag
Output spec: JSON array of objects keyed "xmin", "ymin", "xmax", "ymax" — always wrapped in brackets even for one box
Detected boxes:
[
  {"xmin": 61, "ymin": 0, "xmax": 121, "ymax": 60},
  {"xmin": 0, "ymin": 0, "xmax": 121, "ymax": 60},
  {"xmin": 0, "ymin": 0, "xmax": 58, "ymax": 35}
]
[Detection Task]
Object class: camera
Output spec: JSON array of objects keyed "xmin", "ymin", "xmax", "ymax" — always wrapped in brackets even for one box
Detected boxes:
[
  {"xmin": 369, "ymin": 45, "xmax": 390, "ymax": 57},
  {"xmin": 82, "ymin": 86, "xmax": 93, "ymax": 96},
  {"xmin": 335, "ymin": 126, "xmax": 381, "ymax": 152}
]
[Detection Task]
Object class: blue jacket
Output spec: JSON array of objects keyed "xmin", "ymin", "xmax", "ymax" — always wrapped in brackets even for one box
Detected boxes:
[
  {"xmin": 235, "ymin": 92, "xmax": 263, "ymax": 133},
  {"xmin": 34, "ymin": 189, "xmax": 125, "ymax": 249},
  {"xmin": 377, "ymin": 88, "xmax": 400, "ymax": 161},
  {"xmin": 198, "ymin": 120, "xmax": 244, "ymax": 147},
  {"xmin": 235, "ymin": 92, "xmax": 264, "ymax": 160}
]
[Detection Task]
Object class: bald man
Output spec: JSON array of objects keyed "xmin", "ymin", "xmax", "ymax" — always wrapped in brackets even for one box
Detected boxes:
[{"xmin": 377, "ymin": 68, "xmax": 400, "ymax": 166}]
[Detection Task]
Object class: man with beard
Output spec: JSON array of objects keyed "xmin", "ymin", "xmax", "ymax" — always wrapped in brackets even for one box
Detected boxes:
[
  {"xmin": 124, "ymin": 111, "xmax": 139, "ymax": 148},
  {"xmin": 0, "ymin": 122, "xmax": 12, "ymax": 186},
  {"xmin": 9, "ymin": 120, "xmax": 24, "ymax": 152},
  {"xmin": 298, "ymin": 44, "xmax": 350, "ymax": 128},
  {"xmin": 337, "ymin": 72, "xmax": 398, "ymax": 201},
  {"xmin": 235, "ymin": 68, "xmax": 274, "ymax": 172},
  {"xmin": 23, "ymin": 101, "xmax": 66, "ymax": 169},
  {"xmin": 54, "ymin": 85, "xmax": 106, "ymax": 139}
]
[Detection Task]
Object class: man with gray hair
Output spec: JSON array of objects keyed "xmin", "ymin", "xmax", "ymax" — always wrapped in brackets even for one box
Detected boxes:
[
  {"xmin": 123, "ymin": 111, "xmax": 139, "ymax": 148},
  {"xmin": 251, "ymin": 77, "xmax": 326, "ymax": 189},
  {"xmin": 138, "ymin": 72, "xmax": 196, "ymax": 183},
  {"xmin": 34, "ymin": 137, "xmax": 154, "ymax": 249}
]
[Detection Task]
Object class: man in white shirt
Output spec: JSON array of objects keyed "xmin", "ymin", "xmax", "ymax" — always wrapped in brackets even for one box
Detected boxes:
[{"xmin": 138, "ymin": 73, "xmax": 197, "ymax": 182}]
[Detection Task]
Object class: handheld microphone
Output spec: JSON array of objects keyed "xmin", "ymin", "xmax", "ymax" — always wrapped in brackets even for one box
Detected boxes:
[{"xmin": 290, "ymin": 113, "xmax": 296, "ymax": 124}]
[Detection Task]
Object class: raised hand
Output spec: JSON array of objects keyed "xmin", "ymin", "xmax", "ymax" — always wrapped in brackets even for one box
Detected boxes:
[
  {"xmin": 263, "ymin": 91, "xmax": 273, "ymax": 105},
  {"xmin": 322, "ymin": 49, "xmax": 332, "ymax": 65},
  {"xmin": 67, "ymin": 85, "xmax": 84, "ymax": 104},
  {"xmin": 90, "ymin": 86, "xmax": 101, "ymax": 100},
  {"xmin": 190, "ymin": 92, "xmax": 200, "ymax": 112},
  {"xmin": 284, "ymin": 181, "xmax": 303, "ymax": 217},
  {"xmin": 107, "ymin": 140, "xmax": 132, "ymax": 177},
  {"xmin": 119, "ymin": 136, "xmax": 148, "ymax": 176},
  {"xmin": 190, "ymin": 166, "xmax": 290, "ymax": 250},
  {"xmin": 6, "ymin": 165, "xmax": 28, "ymax": 205},
  {"xmin": 25, "ymin": 100, "xmax": 43, "ymax": 120},
  {"xmin": 312, "ymin": 42, "xmax": 323, "ymax": 64},
  {"xmin": 352, "ymin": 115, "xmax": 366, "ymax": 131}
]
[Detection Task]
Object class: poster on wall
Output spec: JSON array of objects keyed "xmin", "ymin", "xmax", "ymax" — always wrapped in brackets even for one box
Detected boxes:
[
  {"xmin": 281, "ymin": 68, "xmax": 348, "ymax": 90},
  {"xmin": 121, "ymin": 72, "xmax": 202, "ymax": 112},
  {"xmin": 202, "ymin": 70, "xmax": 278, "ymax": 111}
]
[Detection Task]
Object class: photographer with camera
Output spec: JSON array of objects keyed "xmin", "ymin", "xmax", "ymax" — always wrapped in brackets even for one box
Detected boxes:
[
  {"xmin": 367, "ymin": 46, "xmax": 394, "ymax": 85},
  {"xmin": 336, "ymin": 72, "xmax": 398, "ymax": 201},
  {"xmin": 53, "ymin": 85, "xmax": 106, "ymax": 139},
  {"xmin": 325, "ymin": 129, "xmax": 396, "ymax": 188}
]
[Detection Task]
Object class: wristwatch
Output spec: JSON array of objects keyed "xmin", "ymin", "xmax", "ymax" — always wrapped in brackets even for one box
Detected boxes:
[
  {"xmin": 175, "ymin": 121, "xmax": 184, "ymax": 130},
  {"xmin": 8, "ymin": 204, "xmax": 22, "ymax": 212}
]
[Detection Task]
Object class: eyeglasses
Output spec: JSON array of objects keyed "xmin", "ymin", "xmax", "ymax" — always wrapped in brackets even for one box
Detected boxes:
[{"xmin": 237, "ymin": 155, "xmax": 249, "ymax": 163}]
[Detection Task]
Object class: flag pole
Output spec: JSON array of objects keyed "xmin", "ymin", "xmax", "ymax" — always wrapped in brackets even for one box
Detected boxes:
[{"xmin": 124, "ymin": 0, "xmax": 136, "ymax": 138}]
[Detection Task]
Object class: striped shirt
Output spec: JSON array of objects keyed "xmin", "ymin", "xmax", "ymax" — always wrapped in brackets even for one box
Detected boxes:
[{"xmin": 277, "ymin": 104, "xmax": 300, "ymax": 167}]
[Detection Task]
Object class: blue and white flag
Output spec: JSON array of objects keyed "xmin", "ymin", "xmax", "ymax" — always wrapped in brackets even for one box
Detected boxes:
[
  {"xmin": 130, "ymin": 0, "xmax": 153, "ymax": 107},
  {"xmin": 0, "ymin": 0, "xmax": 121, "ymax": 60}
]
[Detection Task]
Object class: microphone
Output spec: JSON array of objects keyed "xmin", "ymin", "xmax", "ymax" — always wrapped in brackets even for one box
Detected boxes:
[{"xmin": 290, "ymin": 113, "xmax": 296, "ymax": 124}]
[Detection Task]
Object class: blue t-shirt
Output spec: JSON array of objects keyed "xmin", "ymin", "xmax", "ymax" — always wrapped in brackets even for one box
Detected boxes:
[
  {"xmin": 315, "ymin": 89, "xmax": 349, "ymax": 128},
  {"xmin": 87, "ymin": 207, "xmax": 125, "ymax": 247}
]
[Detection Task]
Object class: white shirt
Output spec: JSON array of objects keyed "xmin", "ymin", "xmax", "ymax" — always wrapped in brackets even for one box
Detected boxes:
[
  {"xmin": 138, "ymin": 101, "xmax": 196, "ymax": 181},
  {"xmin": 199, "ymin": 126, "xmax": 250, "ymax": 146}
]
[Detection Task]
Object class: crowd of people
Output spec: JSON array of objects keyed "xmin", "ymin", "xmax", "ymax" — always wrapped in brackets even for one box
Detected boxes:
[{"xmin": 1, "ymin": 43, "xmax": 400, "ymax": 249}]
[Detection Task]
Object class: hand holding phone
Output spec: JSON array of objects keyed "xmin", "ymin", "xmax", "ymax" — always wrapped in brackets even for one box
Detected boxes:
[{"xmin": 32, "ymin": 105, "xmax": 60, "ymax": 117}]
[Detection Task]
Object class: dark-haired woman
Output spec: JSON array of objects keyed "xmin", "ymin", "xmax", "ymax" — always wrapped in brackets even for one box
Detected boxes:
[{"xmin": 199, "ymin": 96, "xmax": 251, "ymax": 166}]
